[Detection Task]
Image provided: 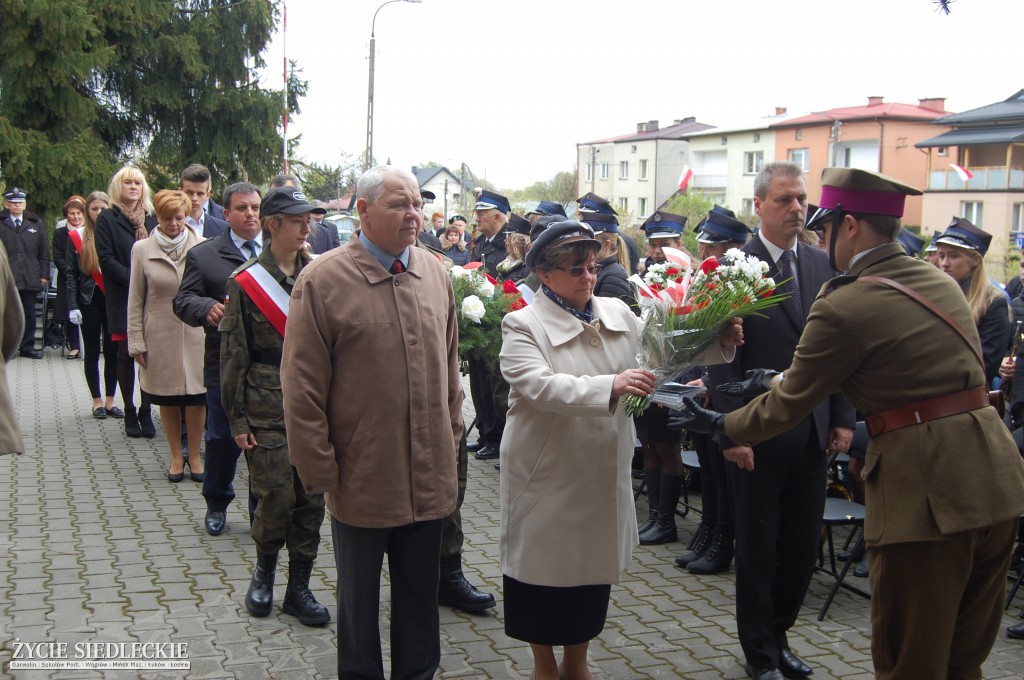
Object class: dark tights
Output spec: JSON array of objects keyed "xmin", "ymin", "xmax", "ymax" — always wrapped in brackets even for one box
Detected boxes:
[
  {"xmin": 641, "ymin": 443, "xmax": 683, "ymax": 476},
  {"xmin": 115, "ymin": 339, "xmax": 150, "ymax": 412},
  {"xmin": 79, "ymin": 298, "xmax": 117, "ymax": 399}
]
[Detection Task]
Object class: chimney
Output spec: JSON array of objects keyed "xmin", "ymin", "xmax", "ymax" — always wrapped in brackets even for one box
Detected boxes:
[
  {"xmin": 867, "ymin": 96, "xmax": 884, "ymax": 106},
  {"xmin": 775, "ymin": 107, "xmax": 787, "ymax": 116},
  {"xmin": 918, "ymin": 97, "xmax": 946, "ymax": 113},
  {"xmin": 673, "ymin": 117, "xmax": 696, "ymax": 125},
  {"xmin": 637, "ymin": 122, "xmax": 645, "ymax": 132}
]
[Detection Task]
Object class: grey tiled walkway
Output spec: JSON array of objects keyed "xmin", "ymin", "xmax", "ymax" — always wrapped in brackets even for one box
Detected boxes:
[{"xmin": 1, "ymin": 352, "xmax": 1022, "ymax": 678}]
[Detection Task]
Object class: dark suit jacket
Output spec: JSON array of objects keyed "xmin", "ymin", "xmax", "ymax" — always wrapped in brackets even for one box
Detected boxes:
[
  {"xmin": 0, "ymin": 211, "xmax": 49, "ymax": 291},
  {"xmin": 307, "ymin": 220, "xmax": 341, "ymax": 255},
  {"xmin": 173, "ymin": 229, "xmax": 246, "ymax": 387},
  {"xmin": 199, "ymin": 214, "xmax": 228, "ymax": 240},
  {"xmin": 205, "ymin": 199, "xmax": 225, "ymax": 221},
  {"xmin": 709, "ymin": 237, "xmax": 855, "ymax": 457},
  {"xmin": 417, "ymin": 231, "xmax": 442, "ymax": 251},
  {"xmin": 470, "ymin": 227, "xmax": 508, "ymax": 278}
]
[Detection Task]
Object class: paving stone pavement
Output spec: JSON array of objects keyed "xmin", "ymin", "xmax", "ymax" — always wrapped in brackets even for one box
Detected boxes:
[{"xmin": 1, "ymin": 352, "xmax": 1023, "ymax": 678}]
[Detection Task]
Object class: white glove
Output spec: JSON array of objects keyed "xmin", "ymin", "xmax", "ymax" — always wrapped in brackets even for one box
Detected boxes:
[{"xmin": 68, "ymin": 309, "xmax": 83, "ymax": 325}]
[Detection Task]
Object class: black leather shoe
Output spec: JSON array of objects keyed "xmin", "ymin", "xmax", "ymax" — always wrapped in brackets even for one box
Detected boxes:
[
  {"xmin": 1007, "ymin": 621, "xmax": 1024, "ymax": 640},
  {"xmin": 20, "ymin": 349, "xmax": 42, "ymax": 359},
  {"xmin": 466, "ymin": 439, "xmax": 485, "ymax": 453},
  {"xmin": 474, "ymin": 446, "xmax": 499, "ymax": 460},
  {"xmin": 852, "ymin": 559, "xmax": 869, "ymax": 578},
  {"xmin": 438, "ymin": 558, "xmax": 496, "ymax": 614},
  {"xmin": 204, "ymin": 510, "xmax": 226, "ymax": 536},
  {"xmin": 779, "ymin": 649, "xmax": 813, "ymax": 678},
  {"xmin": 745, "ymin": 663, "xmax": 785, "ymax": 680}
]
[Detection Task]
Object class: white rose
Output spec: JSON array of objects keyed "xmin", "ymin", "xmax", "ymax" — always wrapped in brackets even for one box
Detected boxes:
[
  {"xmin": 475, "ymin": 276, "xmax": 496, "ymax": 298},
  {"xmin": 450, "ymin": 265, "xmax": 470, "ymax": 278},
  {"xmin": 461, "ymin": 295, "xmax": 486, "ymax": 323}
]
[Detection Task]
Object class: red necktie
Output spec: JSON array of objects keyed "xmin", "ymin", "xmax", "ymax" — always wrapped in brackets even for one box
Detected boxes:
[{"xmin": 390, "ymin": 258, "xmax": 405, "ymax": 274}]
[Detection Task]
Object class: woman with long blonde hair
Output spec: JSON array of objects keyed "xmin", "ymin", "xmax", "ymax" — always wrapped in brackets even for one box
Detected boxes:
[
  {"xmin": 94, "ymin": 166, "xmax": 157, "ymax": 438},
  {"xmin": 935, "ymin": 218, "xmax": 1012, "ymax": 385},
  {"xmin": 67, "ymin": 191, "xmax": 120, "ymax": 418}
]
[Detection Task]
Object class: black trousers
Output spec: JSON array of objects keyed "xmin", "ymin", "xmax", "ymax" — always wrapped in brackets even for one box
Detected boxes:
[
  {"xmin": 332, "ymin": 517, "xmax": 442, "ymax": 680},
  {"xmin": 79, "ymin": 297, "xmax": 118, "ymax": 398},
  {"xmin": 729, "ymin": 436, "xmax": 826, "ymax": 670},
  {"xmin": 18, "ymin": 289, "xmax": 38, "ymax": 353},
  {"xmin": 467, "ymin": 358, "xmax": 506, "ymax": 447},
  {"xmin": 693, "ymin": 432, "xmax": 734, "ymax": 534}
]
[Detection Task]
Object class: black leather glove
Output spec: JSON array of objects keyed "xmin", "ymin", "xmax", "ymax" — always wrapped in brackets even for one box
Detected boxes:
[
  {"xmin": 667, "ymin": 397, "xmax": 727, "ymax": 435},
  {"xmin": 715, "ymin": 368, "xmax": 781, "ymax": 397}
]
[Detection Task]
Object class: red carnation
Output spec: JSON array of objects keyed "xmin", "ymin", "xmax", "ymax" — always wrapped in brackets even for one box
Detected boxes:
[
  {"xmin": 503, "ymin": 280, "xmax": 519, "ymax": 294},
  {"xmin": 700, "ymin": 257, "xmax": 719, "ymax": 274},
  {"xmin": 485, "ymin": 273, "xmax": 498, "ymax": 285}
]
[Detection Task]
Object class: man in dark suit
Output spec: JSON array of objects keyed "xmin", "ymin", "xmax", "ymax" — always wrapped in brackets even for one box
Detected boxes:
[
  {"xmin": 179, "ymin": 164, "xmax": 229, "ymax": 240},
  {"xmin": 306, "ymin": 207, "xmax": 341, "ymax": 255},
  {"xmin": 174, "ymin": 182, "xmax": 263, "ymax": 536},
  {"xmin": 0, "ymin": 187, "xmax": 49, "ymax": 358},
  {"xmin": 706, "ymin": 162, "xmax": 855, "ymax": 680}
]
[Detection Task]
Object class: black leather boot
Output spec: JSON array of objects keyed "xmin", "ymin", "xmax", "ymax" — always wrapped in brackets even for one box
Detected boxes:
[
  {"xmin": 282, "ymin": 559, "xmax": 331, "ymax": 626},
  {"xmin": 688, "ymin": 528, "xmax": 734, "ymax": 574},
  {"xmin": 438, "ymin": 557, "xmax": 496, "ymax": 613},
  {"xmin": 124, "ymin": 407, "xmax": 142, "ymax": 438},
  {"xmin": 639, "ymin": 474, "xmax": 681, "ymax": 545},
  {"xmin": 138, "ymin": 407, "xmax": 156, "ymax": 438},
  {"xmin": 637, "ymin": 469, "xmax": 661, "ymax": 535},
  {"xmin": 674, "ymin": 522, "xmax": 713, "ymax": 568},
  {"xmin": 245, "ymin": 552, "xmax": 277, "ymax": 617}
]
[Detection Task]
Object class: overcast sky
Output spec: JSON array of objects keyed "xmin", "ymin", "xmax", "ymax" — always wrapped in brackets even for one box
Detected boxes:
[{"xmin": 261, "ymin": 0, "xmax": 1023, "ymax": 190}]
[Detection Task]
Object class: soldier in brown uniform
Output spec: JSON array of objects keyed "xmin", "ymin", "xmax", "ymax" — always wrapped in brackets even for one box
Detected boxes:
[
  {"xmin": 220, "ymin": 187, "xmax": 329, "ymax": 626},
  {"xmin": 675, "ymin": 168, "xmax": 1024, "ymax": 680}
]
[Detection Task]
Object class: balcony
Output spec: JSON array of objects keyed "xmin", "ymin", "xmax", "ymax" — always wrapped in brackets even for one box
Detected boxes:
[
  {"xmin": 692, "ymin": 174, "xmax": 727, "ymax": 189},
  {"xmin": 928, "ymin": 166, "xmax": 1024, "ymax": 191}
]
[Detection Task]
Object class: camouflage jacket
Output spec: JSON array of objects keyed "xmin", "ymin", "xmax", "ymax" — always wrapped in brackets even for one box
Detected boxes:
[{"xmin": 219, "ymin": 249, "xmax": 306, "ymax": 436}]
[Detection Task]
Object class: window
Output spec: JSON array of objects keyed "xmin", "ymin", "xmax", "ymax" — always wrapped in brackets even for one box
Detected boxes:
[
  {"xmin": 585, "ymin": 163, "xmax": 592, "ymax": 181},
  {"xmin": 744, "ymin": 151, "xmax": 764, "ymax": 174},
  {"xmin": 721, "ymin": 136, "xmax": 728, "ymax": 146},
  {"xmin": 618, "ymin": 197, "xmax": 628, "ymax": 211},
  {"xmin": 631, "ymin": 145, "xmax": 638, "ymax": 153},
  {"xmin": 937, "ymin": 146, "xmax": 948, "ymax": 157},
  {"xmin": 638, "ymin": 197, "xmax": 648, "ymax": 217},
  {"xmin": 961, "ymin": 201, "xmax": 983, "ymax": 226},
  {"xmin": 753, "ymin": 133, "xmax": 761, "ymax": 143},
  {"xmin": 599, "ymin": 163, "xmax": 609, "ymax": 180},
  {"xmin": 639, "ymin": 159, "xmax": 649, "ymax": 180},
  {"xmin": 741, "ymin": 198, "xmax": 754, "ymax": 216},
  {"xmin": 789, "ymin": 148, "xmax": 810, "ymax": 171},
  {"xmin": 619, "ymin": 161, "xmax": 629, "ymax": 179},
  {"xmin": 1012, "ymin": 203, "xmax": 1024, "ymax": 231},
  {"xmin": 795, "ymin": 129, "xmax": 803, "ymax": 141}
]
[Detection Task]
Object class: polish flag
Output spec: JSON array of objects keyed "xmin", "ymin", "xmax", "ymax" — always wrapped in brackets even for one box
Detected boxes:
[
  {"xmin": 678, "ymin": 165, "xmax": 694, "ymax": 192},
  {"xmin": 950, "ymin": 164, "xmax": 974, "ymax": 183}
]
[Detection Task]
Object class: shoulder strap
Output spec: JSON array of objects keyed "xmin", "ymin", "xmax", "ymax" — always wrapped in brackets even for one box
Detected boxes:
[{"xmin": 859, "ymin": 275, "xmax": 983, "ymax": 368}]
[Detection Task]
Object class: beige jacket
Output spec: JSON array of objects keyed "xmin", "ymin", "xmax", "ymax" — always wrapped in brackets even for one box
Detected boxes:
[
  {"xmin": 127, "ymin": 232, "xmax": 206, "ymax": 397},
  {"xmin": 282, "ymin": 240, "xmax": 462, "ymax": 528},
  {"xmin": 499, "ymin": 293, "xmax": 734, "ymax": 586},
  {"xmin": 0, "ymin": 246, "xmax": 24, "ymax": 454}
]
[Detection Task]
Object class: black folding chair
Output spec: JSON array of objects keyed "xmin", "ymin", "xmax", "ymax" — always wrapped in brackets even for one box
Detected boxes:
[{"xmin": 816, "ymin": 497, "xmax": 871, "ymax": 621}]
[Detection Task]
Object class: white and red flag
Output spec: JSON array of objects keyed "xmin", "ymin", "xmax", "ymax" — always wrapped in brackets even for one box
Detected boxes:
[
  {"xmin": 678, "ymin": 165, "xmax": 694, "ymax": 192},
  {"xmin": 950, "ymin": 164, "xmax": 974, "ymax": 183}
]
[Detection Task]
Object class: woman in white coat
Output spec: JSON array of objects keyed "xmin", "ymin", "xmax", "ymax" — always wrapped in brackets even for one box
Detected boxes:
[{"xmin": 499, "ymin": 221, "xmax": 740, "ymax": 680}]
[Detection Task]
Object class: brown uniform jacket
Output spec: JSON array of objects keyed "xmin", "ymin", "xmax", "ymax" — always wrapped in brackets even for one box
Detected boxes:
[
  {"xmin": 0, "ymin": 246, "xmax": 24, "ymax": 454},
  {"xmin": 726, "ymin": 243, "xmax": 1024, "ymax": 547},
  {"xmin": 282, "ymin": 239, "xmax": 462, "ymax": 528}
]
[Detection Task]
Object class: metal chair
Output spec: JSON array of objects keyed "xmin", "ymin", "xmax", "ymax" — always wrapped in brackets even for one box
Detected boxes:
[{"xmin": 816, "ymin": 497, "xmax": 871, "ymax": 621}]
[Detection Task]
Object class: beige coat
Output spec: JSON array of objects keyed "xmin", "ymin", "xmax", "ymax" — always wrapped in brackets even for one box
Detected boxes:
[
  {"xmin": 0, "ymin": 246, "xmax": 24, "ymax": 454},
  {"xmin": 727, "ymin": 243, "xmax": 1024, "ymax": 546},
  {"xmin": 127, "ymin": 232, "xmax": 206, "ymax": 397},
  {"xmin": 283, "ymin": 240, "xmax": 462, "ymax": 528},
  {"xmin": 499, "ymin": 293, "xmax": 734, "ymax": 587}
]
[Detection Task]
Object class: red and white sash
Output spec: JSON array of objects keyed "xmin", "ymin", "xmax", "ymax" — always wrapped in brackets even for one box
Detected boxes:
[
  {"xmin": 68, "ymin": 228, "xmax": 105, "ymax": 294},
  {"xmin": 234, "ymin": 264, "xmax": 289, "ymax": 337}
]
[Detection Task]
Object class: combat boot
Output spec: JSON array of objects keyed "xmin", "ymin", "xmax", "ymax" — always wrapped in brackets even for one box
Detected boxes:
[
  {"xmin": 282, "ymin": 559, "xmax": 331, "ymax": 626},
  {"xmin": 245, "ymin": 552, "xmax": 277, "ymax": 617},
  {"xmin": 637, "ymin": 469, "xmax": 661, "ymax": 534},
  {"xmin": 639, "ymin": 474, "xmax": 681, "ymax": 545},
  {"xmin": 674, "ymin": 522, "xmax": 713, "ymax": 568},
  {"xmin": 438, "ymin": 557, "xmax": 496, "ymax": 613},
  {"xmin": 687, "ymin": 528, "xmax": 734, "ymax": 574}
]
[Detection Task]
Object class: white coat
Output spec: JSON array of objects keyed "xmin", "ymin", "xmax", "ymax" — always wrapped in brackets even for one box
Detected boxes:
[{"xmin": 499, "ymin": 293, "xmax": 732, "ymax": 587}]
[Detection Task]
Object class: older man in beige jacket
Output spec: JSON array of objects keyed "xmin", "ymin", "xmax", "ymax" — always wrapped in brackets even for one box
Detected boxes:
[
  {"xmin": 283, "ymin": 166, "xmax": 462, "ymax": 680},
  {"xmin": 0, "ymin": 245, "xmax": 24, "ymax": 454}
]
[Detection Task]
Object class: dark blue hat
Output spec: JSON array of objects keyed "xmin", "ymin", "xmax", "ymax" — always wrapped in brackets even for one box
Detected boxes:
[
  {"xmin": 2, "ymin": 187, "xmax": 26, "ymax": 202},
  {"xmin": 580, "ymin": 212, "xmax": 618, "ymax": 235},
  {"xmin": 527, "ymin": 201, "xmax": 567, "ymax": 218},
  {"xmin": 448, "ymin": 214, "xmax": 467, "ymax": 224},
  {"xmin": 805, "ymin": 204, "xmax": 819, "ymax": 227},
  {"xmin": 526, "ymin": 221, "xmax": 600, "ymax": 271},
  {"xmin": 507, "ymin": 213, "xmax": 532, "ymax": 236},
  {"xmin": 260, "ymin": 186, "xmax": 317, "ymax": 218},
  {"xmin": 924, "ymin": 230, "xmax": 942, "ymax": 253},
  {"xmin": 474, "ymin": 190, "xmax": 511, "ymax": 215},
  {"xmin": 529, "ymin": 214, "xmax": 563, "ymax": 242},
  {"xmin": 420, "ymin": 189, "xmax": 436, "ymax": 201},
  {"xmin": 643, "ymin": 211, "xmax": 687, "ymax": 240},
  {"xmin": 896, "ymin": 228, "xmax": 925, "ymax": 257},
  {"xmin": 935, "ymin": 217, "xmax": 992, "ymax": 256},
  {"xmin": 697, "ymin": 205, "xmax": 750, "ymax": 244},
  {"xmin": 577, "ymin": 192, "xmax": 615, "ymax": 216}
]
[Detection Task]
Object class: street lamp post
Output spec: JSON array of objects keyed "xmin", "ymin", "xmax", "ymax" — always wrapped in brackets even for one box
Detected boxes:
[{"xmin": 364, "ymin": 0, "xmax": 421, "ymax": 171}]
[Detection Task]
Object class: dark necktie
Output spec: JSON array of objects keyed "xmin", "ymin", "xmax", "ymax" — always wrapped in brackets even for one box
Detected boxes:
[
  {"xmin": 778, "ymin": 250, "xmax": 802, "ymax": 316},
  {"xmin": 14, "ymin": 218, "xmax": 21, "ymax": 229},
  {"xmin": 390, "ymin": 258, "xmax": 405, "ymax": 275},
  {"xmin": 243, "ymin": 239, "xmax": 257, "ymax": 260}
]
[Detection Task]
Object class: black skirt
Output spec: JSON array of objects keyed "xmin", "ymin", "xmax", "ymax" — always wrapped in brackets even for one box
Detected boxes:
[
  {"xmin": 633, "ymin": 405, "xmax": 683, "ymax": 446},
  {"xmin": 143, "ymin": 391, "xmax": 206, "ymax": 407},
  {"xmin": 503, "ymin": 575, "xmax": 611, "ymax": 646}
]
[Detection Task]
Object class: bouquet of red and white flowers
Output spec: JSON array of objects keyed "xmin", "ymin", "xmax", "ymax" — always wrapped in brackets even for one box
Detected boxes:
[
  {"xmin": 448, "ymin": 264, "xmax": 529, "ymax": 366},
  {"xmin": 623, "ymin": 248, "xmax": 786, "ymax": 416}
]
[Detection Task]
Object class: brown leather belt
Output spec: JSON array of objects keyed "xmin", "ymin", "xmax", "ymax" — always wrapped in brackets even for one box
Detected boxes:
[{"xmin": 865, "ymin": 387, "xmax": 991, "ymax": 437}]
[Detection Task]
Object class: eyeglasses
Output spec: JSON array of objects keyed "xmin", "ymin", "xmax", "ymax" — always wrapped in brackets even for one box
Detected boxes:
[{"xmin": 555, "ymin": 264, "xmax": 603, "ymax": 277}]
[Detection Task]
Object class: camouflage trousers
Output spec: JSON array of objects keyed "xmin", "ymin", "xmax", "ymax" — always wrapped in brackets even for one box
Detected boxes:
[
  {"xmin": 245, "ymin": 429, "xmax": 325, "ymax": 559},
  {"xmin": 440, "ymin": 427, "xmax": 469, "ymax": 560}
]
